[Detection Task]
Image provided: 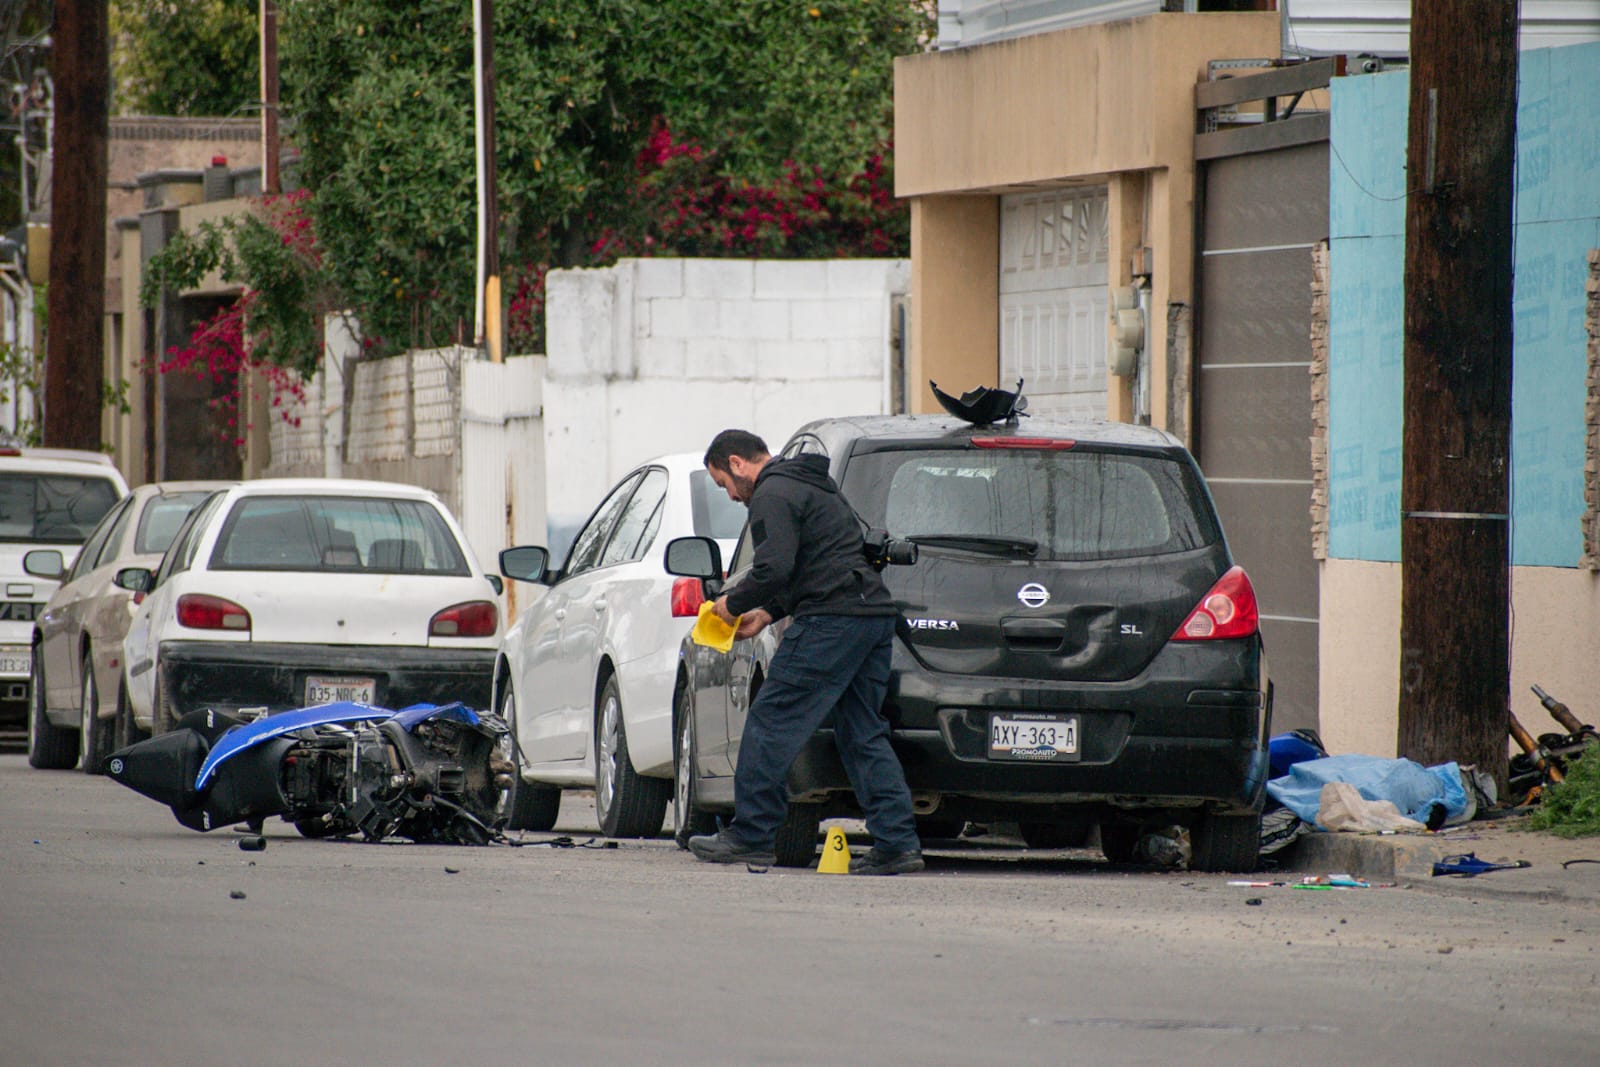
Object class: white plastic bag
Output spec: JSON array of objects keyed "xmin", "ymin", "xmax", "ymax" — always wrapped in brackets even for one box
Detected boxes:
[{"xmin": 1316, "ymin": 781, "xmax": 1427, "ymax": 833}]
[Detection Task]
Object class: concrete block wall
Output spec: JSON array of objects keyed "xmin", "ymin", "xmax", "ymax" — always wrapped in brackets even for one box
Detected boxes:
[{"xmin": 543, "ymin": 256, "xmax": 908, "ymax": 556}]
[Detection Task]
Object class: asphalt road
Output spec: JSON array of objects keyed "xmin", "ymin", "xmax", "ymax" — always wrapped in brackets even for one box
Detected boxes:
[{"xmin": 3, "ymin": 754, "xmax": 1596, "ymax": 1066}]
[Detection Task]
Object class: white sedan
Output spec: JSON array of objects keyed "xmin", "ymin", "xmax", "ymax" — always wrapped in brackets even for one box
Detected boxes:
[
  {"xmin": 119, "ymin": 479, "xmax": 503, "ymax": 735},
  {"xmin": 495, "ymin": 454, "xmax": 744, "ymax": 838}
]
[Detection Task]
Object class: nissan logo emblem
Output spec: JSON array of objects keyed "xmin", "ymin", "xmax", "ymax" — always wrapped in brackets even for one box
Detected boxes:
[{"xmin": 1017, "ymin": 583, "xmax": 1050, "ymax": 608}]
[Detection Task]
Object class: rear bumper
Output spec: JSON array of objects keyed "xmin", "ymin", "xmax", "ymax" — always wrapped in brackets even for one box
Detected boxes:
[
  {"xmin": 787, "ymin": 640, "xmax": 1271, "ymax": 816},
  {"xmin": 159, "ymin": 640, "xmax": 496, "ymax": 718}
]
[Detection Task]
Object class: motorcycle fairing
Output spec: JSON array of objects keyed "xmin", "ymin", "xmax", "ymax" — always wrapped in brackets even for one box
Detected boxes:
[{"xmin": 194, "ymin": 701, "xmax": 481, "ymax": 790}]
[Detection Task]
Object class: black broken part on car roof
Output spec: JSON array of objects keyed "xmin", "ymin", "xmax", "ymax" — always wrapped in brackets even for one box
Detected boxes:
[{"xmin": 791, "ymin": 413, "xmax": 1188, "ymax": 454}]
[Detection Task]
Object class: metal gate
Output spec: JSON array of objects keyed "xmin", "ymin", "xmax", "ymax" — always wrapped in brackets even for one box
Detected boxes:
[
  {"xmin": 1000, "ymin": 188, "xmax": 1110, "ymax": 419},
  {"xmin": 1194, "ymin": 60, "xmax": 1335, "ymax": 733}
]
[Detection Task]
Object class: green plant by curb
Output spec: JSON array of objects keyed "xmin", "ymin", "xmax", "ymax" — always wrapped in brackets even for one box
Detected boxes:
[{"xmin": 1521, "ymin": 745, "xmax": 1600, "ymax": 837}]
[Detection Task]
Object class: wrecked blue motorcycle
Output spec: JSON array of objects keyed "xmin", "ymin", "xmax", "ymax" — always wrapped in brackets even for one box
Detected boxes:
[{"xmin": 102, "ymin": 701, "xmax": 515, "ymax": 844}]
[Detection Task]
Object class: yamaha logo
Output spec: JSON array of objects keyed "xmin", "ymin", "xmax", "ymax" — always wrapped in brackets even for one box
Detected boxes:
[
  {"xmin": 108, "ymin": 758, "xmax": 123, "ymax": 776},
  {"xmin": 1017, "ymin": 583, "xmax": 1050, "ymax": 608}
]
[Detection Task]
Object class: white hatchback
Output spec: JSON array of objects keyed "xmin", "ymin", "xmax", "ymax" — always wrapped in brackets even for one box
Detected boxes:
[
  {"xmin": 494, "ymin": 454, "xmax": 744, "ymax": 838},
  {"xmin": 119, "ymin": 479, "xmax": 502, "ymax": 734}
]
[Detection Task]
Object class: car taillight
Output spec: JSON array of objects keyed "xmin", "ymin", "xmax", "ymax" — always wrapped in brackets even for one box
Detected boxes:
[
  {"xmin": 430, "ymin": 600, "xmax": 498, "ymax": 637},
  {"xmin": 971, "ymin": 437, "xmax": 1075, "ymax": 450},
  {"xmin": 1172, "ymin": 566, "xmax": 1259, "ymax": 641},
  {"xmin": 176, "ymin": 594, "xmax": 252, "ymax": 631},
  {"xmin": 670, "ymin": 577, "xmax": 705, "ymax": 618}
]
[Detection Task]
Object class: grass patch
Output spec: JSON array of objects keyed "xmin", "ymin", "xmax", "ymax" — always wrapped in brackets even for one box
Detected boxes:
[{"xmin": 1521, "ymin": 744, "xmax": 1600, "ymax": 837}]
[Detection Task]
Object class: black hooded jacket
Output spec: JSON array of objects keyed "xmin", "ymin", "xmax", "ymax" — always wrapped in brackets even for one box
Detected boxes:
[{"xmin": 723, "ymin": 454, "xmax": 897, "ymax": 620}]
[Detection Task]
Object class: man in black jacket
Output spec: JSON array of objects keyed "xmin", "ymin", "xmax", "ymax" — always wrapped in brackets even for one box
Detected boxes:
[{"xmin": 688, "ymin": 429, "xmax": 923, "ymax": 874}]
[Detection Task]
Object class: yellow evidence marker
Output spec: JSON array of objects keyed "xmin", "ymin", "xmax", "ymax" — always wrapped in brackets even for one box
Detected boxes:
[
  {"xmin": 690, "ymin": 601, "xmax": 739, "ymax": 653},
  {"xmin": 817, "ymin": 825, "xmax": 851, "ymax": 874}
]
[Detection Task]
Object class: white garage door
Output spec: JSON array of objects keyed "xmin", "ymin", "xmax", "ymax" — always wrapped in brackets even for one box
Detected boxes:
[{"xmin": 999, "ymin": 187, "xmax": 1110, "ymax": 420}]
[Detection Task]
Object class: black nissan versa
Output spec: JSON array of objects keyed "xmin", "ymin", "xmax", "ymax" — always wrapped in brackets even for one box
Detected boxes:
[{"xmin": 665, "ymin": 395, "xmax": 1271, "ymax": 872}]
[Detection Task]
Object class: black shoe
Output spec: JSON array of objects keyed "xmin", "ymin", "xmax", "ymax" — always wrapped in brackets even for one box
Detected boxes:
[
  {"xmin": 688, "ymin": 829, "xmax": 776, "ymax": 866},
  {"xmin": 849, "ymin": 847, "xmax": 925, "ymax": 875}
]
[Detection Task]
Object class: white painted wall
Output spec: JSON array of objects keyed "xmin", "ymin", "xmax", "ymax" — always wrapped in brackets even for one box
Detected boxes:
[{"xmin": 542, "ymin": 257, "xmax": 908, "ymax": 556}]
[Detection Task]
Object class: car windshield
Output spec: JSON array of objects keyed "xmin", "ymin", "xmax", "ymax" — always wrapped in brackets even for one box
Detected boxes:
[
  {"xmin": 209, "ymin": 496, "xmax": 470, "ymax": 575},
  {"xmin": 135, "ymin": 492, "xmax": 214, "ymax": 554},
  {"xmin": 0, "ymin": 473, "xmax": 121, "ymax": 544},
  {"xmin": 690, "ymin": 469, "xmax": 747, "ymax": 539},
  {"xmin": 840, "ymin": 447, "xmax": 1219, "ymax": 562}
]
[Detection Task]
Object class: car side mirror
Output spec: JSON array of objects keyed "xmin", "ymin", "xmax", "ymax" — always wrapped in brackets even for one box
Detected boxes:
[
  {"xmin": 664, "ymin": 536, "xmax": 723, "ymax": 581},
  {"xmin": 499, "ymin": 546, "xmax": 551, "ymax": 585},
  {"xmin": 23, "ymin": 549, "xmax": 64, "ymax": 580},
  {"xmin": 486, "ymin": 574, "xmax": 504, "ymax": 596},
  {"xmin": 114, "ymin": 567, "xmax": 154, "ymax": 593}
]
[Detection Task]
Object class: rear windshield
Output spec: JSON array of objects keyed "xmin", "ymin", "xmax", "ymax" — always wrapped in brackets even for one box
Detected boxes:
[
  {"xmin": 135, "ymin": 492, "xmax": 213, "ymax": 555},
  {"xmin": 209, "ymin": 496, "xmax": 470, "ymax": 575},
  {"xmin": 690, "ymin": 469, "xmax": 747, "ymax": 540},
  {"xmin": 840, "ymin": 447, "xmax": 1219, "ymax": 562},
  {"xmin": 0, "ymin": 474, "xmax": 121, "ymax": 544}
]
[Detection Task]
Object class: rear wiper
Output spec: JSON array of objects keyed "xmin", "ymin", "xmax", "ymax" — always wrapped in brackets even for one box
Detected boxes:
[{"xmin": 907, "ymin": 534, "xmax": 1039, "ymax": 558}]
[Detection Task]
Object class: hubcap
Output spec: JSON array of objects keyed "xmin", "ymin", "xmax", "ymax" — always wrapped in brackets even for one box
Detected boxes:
[
  {"xmin": 80, "ymin": 666, "xmax": 96, "ymax": 765},
  {"xmin": 676, "ymin": 707, "xmax": 692, "ymax": 827},
  {"xmin": 496, "ymin": 687, "xmax": 518, "ymax": 816},
  {"xmin": 597, "ymin": 690, "xmax": 620, "ymax": 816}
]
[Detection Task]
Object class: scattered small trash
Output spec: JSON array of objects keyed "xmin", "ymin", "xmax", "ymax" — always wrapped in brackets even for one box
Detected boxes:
[
  {"xmin": 1246, "ymin": 897, "xmax": 1263, "ymax": 906},
  {"xmin": 238, "ymin": 836, "xmax": 266, "ymax": 852},
  {"xmin": 444, "ymin": 866, "xmax": 460, "ymax": 874},
  {"xmin": 1431, "ymin": 852, "xmax": 1531, "ymax": 877},
  {"xmin": 745, "ymin": 863, "xmax": 769, "ymax": 874},
  {"xmin": 1134, "ymin": 825, "xmax": 1191, "ymax": 868},
  {"xmin": 229, "ymin": 890, "xmax": 247, "ymax": 900},
  {"xmin": 197, "ymin": 860, "xmax": 205, "ymax": 865},
  {"xmin": 1561, "ymin": 859, "xmax": 1600, "ymax": 869}
]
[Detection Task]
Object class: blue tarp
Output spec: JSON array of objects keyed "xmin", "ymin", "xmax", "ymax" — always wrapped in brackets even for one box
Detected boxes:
[{"xmin": 1266, "ymin": 754, "xmax": 1470, "ymax": 828}]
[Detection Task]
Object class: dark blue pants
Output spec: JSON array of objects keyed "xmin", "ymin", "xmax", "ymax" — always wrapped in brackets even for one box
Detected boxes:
[{"xmin": 728, "ymin": 614, "xmax": 920, "ymax": 854}]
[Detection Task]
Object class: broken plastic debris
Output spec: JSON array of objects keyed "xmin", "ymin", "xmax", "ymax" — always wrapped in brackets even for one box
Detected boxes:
[{"xmin": 1431, "ymin": 852, "xmax": 1531, "ymax": 877}]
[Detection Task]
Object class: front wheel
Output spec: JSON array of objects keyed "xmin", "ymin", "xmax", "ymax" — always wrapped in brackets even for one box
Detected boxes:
[
  {"xmin": 773, "ymin": 802, "xmax": 823, "ymax": 868},
  {"xmin": 78, "ymin": 650, "xmax": 112, "ymax": 775},
  {"xmin": 595, "ymin": 675, "xmax": 670, "ymax": 839},
  {"xmin": 497, "ymin": 680, "xmax": 560, "ymax": 832},
  {"xmin": 27, "ymin": 649, "xmax": 76, "ymax": 770},
  {"xmin": 673, "ymin": 685, "xmax": 718, "ymax": 849},
  {"xmin": 1190, "ymin": 810, "xmax": 1262, "ymax": 873}
]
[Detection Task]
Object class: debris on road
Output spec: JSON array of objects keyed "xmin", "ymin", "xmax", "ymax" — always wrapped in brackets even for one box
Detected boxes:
[{"xmin": 1431, "ymin": 852, "xmax": 1532, "ymax": 877}]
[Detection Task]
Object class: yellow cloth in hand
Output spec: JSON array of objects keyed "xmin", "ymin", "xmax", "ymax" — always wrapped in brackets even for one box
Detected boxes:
[{"xmin": 691, "ymin": 601, "xmax": 739, "ymax": 653}]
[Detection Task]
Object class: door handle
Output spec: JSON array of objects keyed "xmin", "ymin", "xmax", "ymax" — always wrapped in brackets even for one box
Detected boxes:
[
  {"xmin": 593, "ymin": 601, "xmax": 607, "ymax": 613},
  {"xmin": 554, "ymin": 608, "xmax": 567, "ymax": 621}
]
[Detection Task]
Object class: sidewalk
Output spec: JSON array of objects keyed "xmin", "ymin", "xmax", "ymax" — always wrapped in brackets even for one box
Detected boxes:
[{"xmin": 1277, "ymin": 814, "xmax": 1600, "ymax": 905}]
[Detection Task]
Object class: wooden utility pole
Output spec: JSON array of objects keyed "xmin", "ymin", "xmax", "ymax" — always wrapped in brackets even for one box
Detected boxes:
[
  {"xmin": 1397, "ymin": 1, "xmax": 1519, "ymax": 783},
  {"xmin": 43, "ymin": 0, "xmax": 109, "ymax": 450},
  {"xmin": 261, "ymin": 1, "xmax": 279, "ymax": 195}
]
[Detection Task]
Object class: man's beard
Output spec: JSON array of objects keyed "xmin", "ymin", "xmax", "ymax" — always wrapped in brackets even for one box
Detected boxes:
[{"xmin": 732, "ymin": 471, "xmax": 756, "ymax": 501}]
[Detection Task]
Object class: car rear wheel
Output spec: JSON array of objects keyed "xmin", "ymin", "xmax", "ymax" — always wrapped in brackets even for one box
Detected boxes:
[
  {"xmin": 594, "ymin": 675, "xmax": 670, "ymax": 839},
  {"xmin": 774, "ymin": 801, "xmax": 823, "ymax": 868},
  {"xmin": 1190, "ymin": 810, "xmax": 1262, "ymax": 873},
  {"xmin": 496, "ymin": 681, "xmax": 560, "ymax": 832},
  {"xmin": 152, "ymin": 670, "xmax": 177, "ymax": 736},
  {"xmin": 79, "ymin": 650, "xmax": 112, "ymax": 775},
  {"xmin": 27, "ymin": 650, "xmax": 77, "ymax": 769},
  {"xmin": 114, "ymin": 676, "xmax": 148, "ymax": 749},
  {"xmin": 673, "ymin": 685, "xmax": 717, "ymax": 850}
]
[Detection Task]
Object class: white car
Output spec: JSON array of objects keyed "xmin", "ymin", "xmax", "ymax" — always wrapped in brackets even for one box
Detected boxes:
[
  {"xmin": 495, "ymin": 454, "xmax": 744, "ymax": 837},
  {"xmin": 2, "ymin": 447, "xmax": 129, "ymax": 753},
  {"xmin": 118, "ymin": 479, "xmax": 503, "ymax": 736},
  {"xmin": 28, "ymin": 481, "xmax": 229, "ymax": 772}
]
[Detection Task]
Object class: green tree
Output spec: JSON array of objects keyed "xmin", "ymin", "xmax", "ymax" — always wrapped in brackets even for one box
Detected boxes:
[
  {"xmin": 110, "ymin": 0, "xmax": 259, "ymax": 116},
  {"xmin": 281, "ymin": 0, "xmax": 930, "ymax": 354}
]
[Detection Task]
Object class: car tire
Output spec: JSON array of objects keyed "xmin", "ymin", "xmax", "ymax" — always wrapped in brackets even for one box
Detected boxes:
[
  {"xmin": 114, "ymin": 676, "xmax": 148, "ymax": 750},
  {"xmin": 1098, "ymin": 820, "xmax": 1140, "ymax": 864},
  {"xmin": 594, "ymin": 675, "xmax": 670, "ymax": 839},
  {"xmin": 773, "ymin": 801, "xmax": 823, "ymax": 868},
  {"xmin": 496, "ymin": 680, "xmax": 560, "ymax": 832},
  {"xmin": 673, "ymin": 684, "xmax": 718, "ymax": 850},
  {"xmin": 1190, "ymin": 810, "xmax": 1262, "ymax": 873},
  {"xmin": 79, "ymin": 650, "xmax": 112, "ymax": 775},
  {"xmin": 27, "ymin": 649, "xmax": 77, "ymax": 769},
  {"xmin": 152, "ymin": 670, "xmax": 177, "ymax": 736},
  {"xmin": 1019, "ymin": 817, "xmax": 1092, "ymax": 850}
]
